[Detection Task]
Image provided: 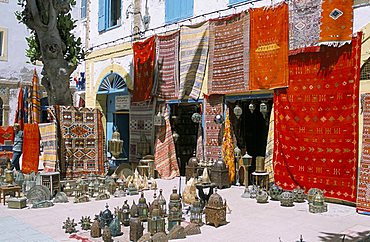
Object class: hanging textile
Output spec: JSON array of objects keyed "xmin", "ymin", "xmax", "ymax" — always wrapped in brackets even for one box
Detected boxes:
[
  {"xmin": 196, "ymin": 123, "xmax": 204, "ymax": 161},
  {"xmin": 0, "ymin": 126, "xmax": 14, "ymax": 145},
  {"xmin": 222, "ymin": 109, "xmax": 235, "ymax": 183},
  {"xmin": 320, "ymin": 0, "xmax": 353, "ymax": 43},
  {"xmin": 273, "ymin": 34, "xmax": 362, "ymax": 203},
  {"xmin": 249, "ymin": 3, "xmax": 289, "ymax": 90},
  {"xmin": 23, "ymin": 86, "xmax": 29, "ymax": 124},
  {"xmin": 28, "ymin": 69, "xmax": 41, "ymax": 124},
  {"xmin": 56, "ymin": 106, "xmax": 106, "ymax": 179},
  {"xmin": 132, "ymin": 36, "xmax": 156, "ymax": 102},
  {"xmin": 39, "ymin": 122, "xmax": 58, "ymax": 172},
  {"xmin": 154, "ymin": 108, "xmax": 180, "ymax": 179},
  {"xmin": 288, "ymin": 0, "xmax": 322, "ymax": 51},
  {"xmin": 179, "ymin": 21, "xmax": 209, "ymax": 100},
  {"xmin": 156, "ymin": 31, "xmax": 180, "ymax": 99},
  {"xmin": 264, "ymin": 105, "xmax": 275, "ymax": 183},
  {"xmin": 129, "ymin": 101, "xmax": 155, "ymax": 163},
  {"xmin": 204, "ymin": 95, "xmax": 223, "ymax": 160},
  {"xmin": 357, "ymin": 93, "xmax": 370, "ymax": 214},
  {"xmin": 14, "ymin": 85, "xmax": 24, "ymax": 130},
  {"xmin": 22, "ymin": 123, "xmax": 40, "ymax": 174},
  {"xmin": 208, "ymin": 12, "xmax": 250, "ymax": 94}
]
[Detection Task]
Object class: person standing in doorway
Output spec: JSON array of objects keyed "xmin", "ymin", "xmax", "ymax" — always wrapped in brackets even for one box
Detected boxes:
[{"xmin": 11, "ymin": 123, "xmax": 23, "ymax": 171}]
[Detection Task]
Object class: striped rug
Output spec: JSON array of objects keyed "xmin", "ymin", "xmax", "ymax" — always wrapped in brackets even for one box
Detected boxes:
[{"xmin": 39, "ymin": 122, "xmax": 58, "ymax": 172}]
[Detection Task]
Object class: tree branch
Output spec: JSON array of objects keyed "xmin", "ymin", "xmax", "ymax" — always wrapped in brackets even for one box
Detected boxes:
[
  {"xmin": 48, "ymin": 0, "xmax": 57, "ymax": 30},
  {"xmin": 27, "ymin": 0, "xmax": 48, "ymax": 31}
]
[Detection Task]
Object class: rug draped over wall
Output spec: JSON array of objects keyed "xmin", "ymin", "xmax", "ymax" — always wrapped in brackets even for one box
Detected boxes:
[
  {"xmin": 22, "ymin": 123, "xmax": 40, "ymax": 174},
  {"xmin": 273, "ymin": 35, "xmax": 361, "ymax": 203},
  {"xmin": 179, "ymin": 21, "xmax": 209, "ymax": 100},
  {"xmin": 208, "ymin": 12, "xmax": 250, "ymax": 94},
  {"xmin": 56, "ymin": 106, "xmax": 105, "ymax": 179},
  {"xmin": 249, "ymin": 3, "xmax": 289, "ymax": 90}
]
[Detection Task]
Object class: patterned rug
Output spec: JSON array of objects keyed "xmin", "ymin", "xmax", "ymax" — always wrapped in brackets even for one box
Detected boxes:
[
  {"xmin": 289, "ymin": 0, "xmax": 322, "ymax": 50},
  {"xmin": 154, "ymin": 108, "xmax": 180, "ymax": 179},
  {"xmin": 208, "ymin": 12, "xmax": 250, "ymax": 94},
  {"xmin": 22, "ymin": 123, "xmax": 40, "ymax": 174},
  {"xmin": 28, "ymin": 69, "xmax": 41, "ymax": 124},
  {"xmin": 156, "ymin": 31, "xmax": 180, "ymax": 100},
  {"xmin": 273, "ymin": 35, "xmax": 362, "ymax": 203},
  {"xmin": 132, "ymin": 36, "xmax": 156, "ymax": 102},
  {"xmin": 39, "ymin": 122, "xmax": 58, "ymax": 172},
  {"xmin": 320, "ymin": 0, "xmax": 353, "ymax": 42},
  {"xmin": 129, "ymin": 101, "xmax": 155, "ymax": 163},
  {"xmin": 56, "ymin": 106, "xmax": 105, "ymax": 179},
  {"xmin": 179, "ymin": 21, "xmax": 209, "ymax": 100},
  {"xmin": 0, "ymin": 126, "xmax": 13, "ymax": 146},
  {"xmin": 357, "ymin": 93, "xmax": 370, "ymax": 214},
  {"xmin": 264, "ymin": 105, "xmax": 275, "ymax": 183},
  {"xmin": 204, "ymin": 95, "xmax": 224, "ymax": 160},
  {"xmin": 249, "ymin": 3, "xmax": 289, "ymax": 90}
]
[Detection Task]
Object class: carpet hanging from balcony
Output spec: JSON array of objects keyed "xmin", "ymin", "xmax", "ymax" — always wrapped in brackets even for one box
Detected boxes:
[
  {"xmin": 208, "ymin": 12, "xmax": 250, "ymax": 94},
  {"xmin": 249, "ymin": 3, "xmax": 289, "ymax": 90},
  {"xmin": 22, "ymin": 123, "xmax": 40, "ymax": 174},
  {"xmin": 156, "ymin": 31, "xmax": 180, "ymax": 100},
  {"xmin": 273, "ymin": 34, "xmax": 361, "ymax": 203},
  {"xmin": 357, "ymin": 93, "xmax": 370, "ymax": 214},
  {"xmin": 179, "ymin": 21, "xmax": 209, "ymax": 100}
]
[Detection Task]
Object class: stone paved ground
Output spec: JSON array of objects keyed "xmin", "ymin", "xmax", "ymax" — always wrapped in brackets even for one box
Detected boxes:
[{"xmin": 0, "ymin": 178, "xmax": 369, "ymax": 242}]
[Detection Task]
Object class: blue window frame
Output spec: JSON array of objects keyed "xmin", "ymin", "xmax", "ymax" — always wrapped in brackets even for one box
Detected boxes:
[
  {"xmin": 229, "ymin": 0, "xmax": 252, "ymax": 5},
  {"xmin": 165, "ymin": 0, "xmax": 194, "ymax": 24},
  {"xmin": 81, "ymin": 0, "xmax": 87, "ymax": 19},
  {"xmin": 98, "ymin": 0, "xmax": 122, "ymax": 32}
]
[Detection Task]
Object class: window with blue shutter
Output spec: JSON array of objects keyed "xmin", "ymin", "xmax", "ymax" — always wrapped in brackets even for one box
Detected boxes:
[
  {"xmin": 98, "ymin": 0, "xmax": 121, "ymax": 32},
  {"xmin": 165, "ymin": 0, "xmax": 194, "ymax": 24},
  {"xmin": 229, "ymin": 0, "xmax": 252, "ymax": 5},
  {"xmin": 98, "ymin": 0, "xmax": 106, "ymax": 31},
  {"xmin": 81, "ymin": 0, "xmax": 87, "ymax": 19}
]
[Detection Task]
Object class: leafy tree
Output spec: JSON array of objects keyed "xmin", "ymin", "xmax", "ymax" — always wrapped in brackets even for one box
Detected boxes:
[{"xmin": 16, "ymin": 0, "xmax": 84, "ymax": 105}]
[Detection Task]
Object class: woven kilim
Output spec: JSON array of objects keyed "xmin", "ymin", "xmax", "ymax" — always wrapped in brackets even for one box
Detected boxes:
[
  {"xmin": 222, "ymin": 109, "xmax": 235, "ymax": 183},
  {"xmin": 264, "ymin": 105, "xmax": 275, "ymax": 183},
  {"xmin": 0, "ymin": 126, "xmax": 13, "ymax": 145},
  {"xmin": 289, "ymin": 0, "xmax": 322, "ymax": 50},
  {"xmin": 56, "ymin": 106, "xmax": 105, "ymax": 179},
  {"xmin": 156, "ymin": 31, "xmax": 179, "ymax": 100},
  {"xmin": 320, "ymin": 0, "xmax": 353, "ymax": 42},
  {"xmin": 357, "ymin": 93, "xmax": 370, "ymax": 214},
  {"xmin": 249, "ymin": 3, "xmax": 289, "ymax": 90},
  {"xmin": 39, "ymin": 122, "xmax": 58, "ymax": 172},
  {"xmin": 154, "ymin": 109, "xmax": 180, "ymax": 179},
  {"xmin": 273, "ymin": 35, "xmax": 362, "ymax": 203},
  {"xmin": 208, "ymin": 13, "xmax": 250, "ymax": 94},
  {"xmin": 204, "ymin": 95, "xmax": 223, "ymax": 160},
  {"xmin": 14, "ymin": 85, "xmax": 24, "ymax": 130},
  {"xmin": 179, "ymin": 21, "xmax": 209, "ymax": 100},
  {"xmin": 129, "ymin": 101, "xmax": 155, "ymax": 163},
  {"xmin": 133, "ymin": 36, "xmax": 156, "ymax": 102},
  {"xmin": 22, "ymin": 123, "xmax": 40, "ymax": 174}
]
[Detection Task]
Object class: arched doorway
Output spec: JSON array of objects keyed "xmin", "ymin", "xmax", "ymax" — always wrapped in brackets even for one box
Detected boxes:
[{"xmin": 97, "ymin": 72, "xmax": 130, "ymax": 164}]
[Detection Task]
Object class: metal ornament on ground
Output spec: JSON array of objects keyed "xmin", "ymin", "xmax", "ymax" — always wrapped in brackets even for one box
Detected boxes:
[
  {"xmin": 279, "ymin": 191, "xmax": 295, "ymax": 207},
  {"xmin": 122, "ymin": 200, "xmax": 130, "ymax": 226},
  {"xmin": 293, "ymin": 187, "xmax": 306, "ymax": 203},
  {"xmin": 309, "ymin": 192, "xmax": 328, "ymax": 213},
  {"xmin": 256, "ymin": 189, "xmax": 269, "ymax": 203},
  {"xmin": 204, "ymin": 189, "xmax": 227, "ymax": 228},
  {"xmin": 268, "ymin": 184, "xmax": 283, "ymax": 201},
  {"xmin": 138, "ymin": 192, "xmax": 149, "ymax": 222},
  {"xmin": 62, "ymin": 217, "xmax": 78, "ymax": 234},
  {"xmin": 190, "ymin": 197, "xmax": 203, "ymax": 225}
]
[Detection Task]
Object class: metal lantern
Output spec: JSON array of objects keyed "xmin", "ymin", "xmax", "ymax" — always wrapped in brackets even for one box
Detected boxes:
[
  {"xmin": 122, "ymin": 200, "xmax": 130, "ymax": 226},
  {"xmin": 137, "ymin": 192, "xmax": 149, "ymax": 222},
  {"xmin": 191, "ymin": 112, "xmax": 202, "ymax": 123},
  {"xmin": 268, "ymin": 184, "xmax": 283, "ymax": 201},
  {"xmin": 108, "ymin": 130, "xmax": 124, "ymax": 159},
  {"xmin": 214, "ymin": 114, "xmax": 224, "ymax": 124},
  {"xmin": 256, "ymin": 189, "xmax": 269, "ymax": 203},
  {"xmin": 293, "ymin": 187, "xmax": 306, "ymax": 203},
  {"xmin": 88, "ymin": 181, "xmax": 95, "ymax": 197},
  {"xmin": 157, "ymin": 189, "xmax": 167, "ymax": 217},
  {"xmin": 172, "ymin": 131, "xmax": 180, "ymax": 143},
  {"xmin": 190, "ymin": 197, "xmax": 203, "ymax": 225},
  {"xmin": 130, "ymin": 216, "xmax": 144, "ymax": 242},
  {"xmin": 249, "ymin": 102, "xmax": 256, "ymax": 113},
  {"xmin": 279, "ymin": 191, "xmax": 294, "ymax": 207},
  {"xmin": 186, "ymin": 153, "xmax": 199, "ymax": 182},
  {"xmin": 204, "ymin": 190, "xmax": 227, "ymax": 228},
  {"xmin": 99, "ymin": 204, "xmax": 114, "ymax": 228},
  {"xmin": 307, "ymin": 188, "xmax": 323, "ymax": 204},
  {"xmin": 233, "ymin": 105, "xmax": 242, "ymax": 119},
  {"xmin": 210, "ymin": 155, "xmax": 230, "ymax": 189},
  {"xmin": 241, "ymin": 151, "xmax": 252, "ymax": 187},
  {"xmin": 309, "ymin": 192, "xmax": 328, "ymax": 213},
  {"xmin": 260, "ymin": 101, "xmax": 268, "ymax": 119},
  {"xmin": 168, "ymin": 187, "xmax": 182, "ymax": 231},
  {"xmin": 148, "ymin": 207, "xmax": 166, "ymax": 235}
]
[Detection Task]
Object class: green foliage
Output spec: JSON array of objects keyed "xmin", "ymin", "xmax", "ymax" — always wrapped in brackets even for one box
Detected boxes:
[{"xmin": 15, "ymin": 0, "xmax": 84, "ymax": 66}]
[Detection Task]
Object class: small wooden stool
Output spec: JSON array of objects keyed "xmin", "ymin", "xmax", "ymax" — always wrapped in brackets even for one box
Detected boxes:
[{"xmin": 0, "ymin": 185, "xmax": 22, "ymax": 205}]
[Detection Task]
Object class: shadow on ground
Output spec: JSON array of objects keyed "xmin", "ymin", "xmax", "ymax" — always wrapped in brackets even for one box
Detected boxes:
[{"xmin": 318, "ymin": 231, "xmax": 370, "ymax": 242}]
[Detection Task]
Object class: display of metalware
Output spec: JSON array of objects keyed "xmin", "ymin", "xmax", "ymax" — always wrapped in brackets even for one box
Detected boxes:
[
  {"xmin": 307, "ymin": 188, "xmax": 324, "ymax": 204},
  {"xmin": 204, "ymin": 190, "xmax": 227, "ymax": 228},
  {"xmin": 79, "ymin": 216, "xmax": 92, "ymax": 230},
  {"xmin": 138, "ymin": 192, "xmax": 149, "ymax": 222},
  {"xmin": 168, "ymin": 225, "xmax": 186, "ymax": 240},
  {"xmin": 88, "ymin": 181, "xmax": 95, "ymax": 197},
  {"xmin": 200, "ymin": 167, "xmax": 211, "ymax": 184},
  {"xmin": 190, "ymin": 197, "xmax": 203, "ymax": 225},
  {"xmin": 157, "ymin": 189, "xmax": 167, "ymax": 217},
  {"xmin": 241, "ymin": 186, "xmax": 251, "ymax": 198},
  {"xmin": 122, "ymin": 200, "xmax": 130, "ymax": 226},
  {"xmin": 62, "ymin": 217, "xmax": 78, "ymax": 234},
  {"xmin": 191, "ymin": 112, "xmax": 202, "ymax": 123},
  {"xmin": 99, "ymin": 204, "xmax": 114, "ymax": 229},
  {"xmin": 102, "ymin": 225, "xmax": 113, "ymax": 242},
  {"xmin": 279, "ymin": 191, "xmax": 294, "ymax": 207},
  {"xmin": 168, "ymin": 187, "xmax": 182, "ymax": 214},
  {"xmin": 186, "ymin": 154, "xmax": 199, "ymax": 182},
  {"xmin": 293, "ymin": 187, "xmax": 306, "ymax": 203},
  {"xmin": 108, "ymin": 130, "xmax": 124, "ymax": 159},
  {"xmin": 148, "ymin": 205, "xmax": 166, "ymax": 235},
  {"xmin": 210, "ymin": 155, "xmax": 230, "ymax": 189},
  {"xmin": 128, "ymin": 181, "xmax": 139, "ymax": 196},
  {"xmin": 106, "ymin": 177, "xmax": 117, "ymax": 195},
  {"xmin": 234, "ymin": 146, "xmax": 242, "ymax": 186},
  {"xmin": 309, "ymin": 192, "xmax": 328, "ymax": 213},
  {"xmin": 241, "ymin": 152, "xmax": 253, "ymax": 186},
  {"xmin": 91, "ymin": 219, "xmax": 101, "ymax": 238},
  {"xmin": 5, "ymin": 159, "xmax": 14, "ymax": 185},
  {"xmin": 63, "ymin": 182, "xmax": 73, "ymax": 196},
  {"xmin": 249, "ymin": 185, "xmax": 258, "ymax": 199},
  {"xmin": 255, "ymin": 156, "xmax": 266, "ymax": 173},
  {"xmin": 53, "ymin": 192, "xmax": 69, "ymax": 203},
  {"xmin": 268, "ymin": 184, "xmax": 283, "ymax": 201},
  {"xmin": 168, "ymin": 187, "xmax": 183, "ymax": 231},
  {"xmin": 256, "ymin": 189, "xmax": 269, "ymax": 203},
  {"xmin": 182, "ymin": 178, "xmax": 197, "ymax": 205},
  {"xmin": 109, "ymin": 216, "xmax": 123, "ymax": 237},
  {"xmin": 130, "ymin": 215, "xmax": 144, "ymax": 242}
]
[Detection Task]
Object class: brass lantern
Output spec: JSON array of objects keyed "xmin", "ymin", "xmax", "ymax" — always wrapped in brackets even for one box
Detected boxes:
[
  {"xmin": 190, "ymin": 197, "xmax": 203, "ymax": 225},
  {"xmin": 148, "ymin": 197, "xmax": 166, "ymax": 235},
  {"xmin": 168, "ymin": 187, "xmax": 182, "ymax": 231},
  {"xmin": 233, "ymin": 104, "xmax": 242, "ymax": 119},
  {"xmin": 108, "ymin": 130, "xmax": 124, "ymax": 159},
  {"xmin": 130, "ymin": 202, "xmax": 144, "ymax": 242},
  {"xmin": 204, "ymin": 190, "xmax": 227, "ymax": 228},
  {"xmin": 157, "ymin": 189, "xmax": 167, "ymax": 217},
  {"xmin": 137, "ymin": 192, "xmax": 149, "ymax": 222},
  {"xmin": 122, "ymin": 200, "xmax": 130, "ymax": 226}
]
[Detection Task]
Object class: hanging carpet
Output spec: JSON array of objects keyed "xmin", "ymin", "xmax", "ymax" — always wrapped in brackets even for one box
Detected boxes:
[
  {"xmin": 288, "ymin": 0, "xmax": 322, "ymax": 51},
  {"xmin": 204, "ymin": 95, "xmax": 223, "ymax": 160},
  {"xmin": 264, "ymin": 105, "xmax": 275, "ymax": 183},
  {"xmin": 273, "ymin": 34, "xmax": 362, "ymax": 203},
  {"xmin": 320, "ymin": 0, "xmax": 353, "ymax": 43},
  {"xmin": 39, "ymin": 122, "xmax": 58, "ymax": 172},
  {"xmin": 179, "ymin": 21, "xmax": 209, "ymax": 100},
  {"xmin": 222, "ymin": 108, "xmax": 235, "ymax": 183},
  {"xmin": 0, "ymin": 126, "xmax": 13, "ymax": 145},
  {"xmin": 156, "ymin": 31, "xmax": 180, "ymax": 100},
  {"xmin": 132, "ymin": 36, "xmax": 156, "ymax": 102},
  {"xmin": 22, "ymin": 123, "xmax": 40, "ymax": 174},
  {"xmin": 208, "ymin": 12, "xmax": 250, "ymax": 94},
  {"xmin": 28, "ymin": 69, "xmax": 41, "ymax": 124},
  {"xmin": 56, "ymin": 106, "xmax": 106, "ymax": 179},
  {"xmin": 154, "ymin": 108, "xmax": 180, "ymax": 179},
  {"xmin": 357, "ymin": 93, "xmax": 370, "ymax": 214},
  {"xmin": 249, "ymin": 3, "xmax": 289, "ymax": 90}
]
